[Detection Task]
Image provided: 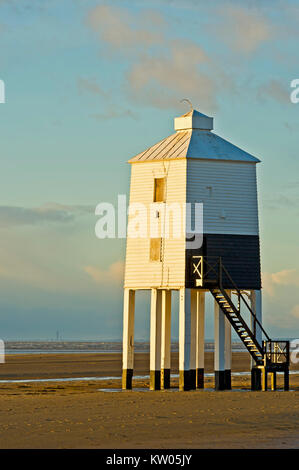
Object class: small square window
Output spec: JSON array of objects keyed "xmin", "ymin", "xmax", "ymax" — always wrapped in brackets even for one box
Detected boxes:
[
  {"xmin": 154, "ymin": 178, "xmax": 166, "ymax": 202},
  {"xmin": 150, "ymin": 238, "xmax": 162, "ymax": 262}
]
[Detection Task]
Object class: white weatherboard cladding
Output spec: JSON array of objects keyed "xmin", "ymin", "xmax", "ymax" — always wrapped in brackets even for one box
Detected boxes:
[
  {"xmin": 187, "ymin": 159, "xmax": 259, "ymax": 236},
  {"xmin": 124, "ymin": 160, "xmax": 187, "ymax": 289}
]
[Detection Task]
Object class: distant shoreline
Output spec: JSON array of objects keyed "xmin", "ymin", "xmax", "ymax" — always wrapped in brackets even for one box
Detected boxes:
[{"xmin": 3, "ymin": 340, "xmax": 247, "ymax": 352}]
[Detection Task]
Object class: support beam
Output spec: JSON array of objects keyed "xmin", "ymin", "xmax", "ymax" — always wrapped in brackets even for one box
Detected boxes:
[
  {"xmin": 189, "ymin": 290, "xmax": 197, "ymax": 390},
  {"xmin": 214, "ymin": 299, "xmax": 225, "ymax": 390},
  {"xmin": 161, "ymin": 290, "xmax": 171, "ymax": 389},
  {"xmin": 122, "ymin": 288, "xmax": 135, "ymax": 390},
  {"xmin": 250, "ymin": 290, "xmax": 262, "ymax": 390},
  {"xmin": 150, "ymin": 289, "xmax": 162, "ymax": 390},
  {"xmin": 261, "ymin": 367, "xmax": 268, "ymax": 392},
  {"xmin": 224, "ymin": 290, "xmax": 232, "ymax": 390},
  {"xmin": 195, "ymin": 290, "xmax": 205, "ymax": 389},
  {"xmin": 250, "ymin": 290, "xmax": 262, "ymax": 354},
  {"xmin": 179, "ymin": 288, "xmax": 192, "ymax": 391},
  {"xmin": 270, "ymin": 371, "xmax": 276, "ymax": 391},
  {"xmin": 284, "ymin": 369, "xmax": 289, "ymax": 391},
  {"xmin": 251, "ymin": 367, "xmax": 262, "ymax": 391}
]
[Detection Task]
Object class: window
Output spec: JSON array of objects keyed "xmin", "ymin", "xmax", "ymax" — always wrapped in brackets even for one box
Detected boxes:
[
  {"xmin": 154, "ymin": 177, "xmax": 166, "ymax": 202},
  {"xmin": 150, "ymin": 238, "xmax": 162, "ymax": 262}
]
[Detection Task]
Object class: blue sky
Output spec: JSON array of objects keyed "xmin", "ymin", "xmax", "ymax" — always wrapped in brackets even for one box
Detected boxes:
[{"xmin": 0, "ymin": 0, "xmax": 298, "ymax": 340}]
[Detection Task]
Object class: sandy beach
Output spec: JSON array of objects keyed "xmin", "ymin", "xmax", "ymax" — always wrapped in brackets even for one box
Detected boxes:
[{"xmin": 0, "ymin": 352, "xmax": 299, "ymax": 449}]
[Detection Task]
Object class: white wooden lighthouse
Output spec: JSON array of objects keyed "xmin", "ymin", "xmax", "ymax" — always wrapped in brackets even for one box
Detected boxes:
[{"xmin": 122, "ymin": 106, "xmax": 289, "ymax": 392}]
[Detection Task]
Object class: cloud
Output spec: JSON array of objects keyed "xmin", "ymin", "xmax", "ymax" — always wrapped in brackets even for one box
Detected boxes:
[
  {"xmin": 77, "ymin": 78, "xmax": 107, "ymax": 96},
  {"xmin": 264, "ymin": 188, "xmax": 299, "ymax": 211},
  {"xmin": 90, "ymin": 109, "xmax": 138, "ymax": 121},
  {"xmin": 284, "ymin": 122, "xmax": 299, "ymax": 133},
  {"xmin": 84, "ymin": 261, "xmax": 124, "ymax": 285},
  {"xmin": 0, "ymin": 203, "xmax": 93, "ymax": 228},
  {"xmin": 263, "ymin": 269, "xmax": 299, "ymax": 296},
  {"xmin": 257, "ymin": 79, "xmax": 290, "ymax": 104},
  {"xmin": 86, "ymin": 5, "xmax": 232, "ymax": 112},
  {"xmin": 215, "ymin": 6, "xmax": 273, "ymax": 53},
  {"xmin": 127, "ymin": 39, "xmax": 220, "ymax": 110},
  {"xmin": 86, "ymin": 5, "xmax": 164, "ymax": 49},
  {"xmin": 291, "ymin": 305, "xmax": 299, "ymax": 319}
]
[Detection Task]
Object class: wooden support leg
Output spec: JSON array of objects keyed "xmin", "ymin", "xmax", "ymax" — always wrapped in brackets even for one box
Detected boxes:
[
  {"xmin": 251, "ymin": 368, "xmax": 262, "ymax": 391},
  {"xmin": 284, "ymin": 369, "xmax": 289, "ymax": 391},
  {"xmin": 250, "ymin": 290, "xmax": 262, "ymax": 370},
  {"xmin": 196, "ymin": 290, "xmax": 205, "ymax": 389},
  {"xmin": 261, "ymin": 367, "xmax": 268, "ymax": 392},
  {"xmin": 161, "ymin": 290, "xmax": 171, "ymax": 390},
  {"xmin": 150, "ymin": 289, "xmax": 162, "ymax": 390},
  {"xmin": 122, "ymin": 289, "xmax": 135, "ymax": 390},
  {"xmin": 189, "ymin": 290, "xmax": 197, "ymax": 390},
  {"xmin": 179, "ymin": 288, "xmax": 192, "ymax": 391},
  {"xmin": 270, "ymin": 372, "xmax": 276, "ymax": 391},
  {"xmin": 214, "ymin": 299, "xmax": 225, "ymax": 390},
  {"xmin": 224, "ymin": 290, "xmax": 232, "ymax": 390}
]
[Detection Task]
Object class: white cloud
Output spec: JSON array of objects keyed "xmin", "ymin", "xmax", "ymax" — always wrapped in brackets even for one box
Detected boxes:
[
  {"xmin": 291, "ymin": 305, "xmax": 299, "ymax": 319},
  {"xmin": 215, "ymin": 6, "xmax": 273, "ymax": 53},
  {"xmin": 128, "ymin": 46, "xmax": 216, "ymax": 110},
  {"xmin": 87, "ymin": 5, "xmax": 163, "ymax": 49},
  {"xmin": 257, "ymin": 79, "xmax": 290, "ymax": 104},
  {"xmin": 84, "ymin": 261, "xmax": 124, "ymax": 285},
  {"xmin": 77, "ymin": 78, "xmax": 107, "ymax": 96},
  {"xmin": 263, "ymin": 269, "xmax": 299, "ymax": 297},
  {"xmin": 85, "ymin": 4, "xmax": 233, "ymax": 112},
  {"xmin": 0, "ymin": 203, "xmax": 93, "ymax": 228}
]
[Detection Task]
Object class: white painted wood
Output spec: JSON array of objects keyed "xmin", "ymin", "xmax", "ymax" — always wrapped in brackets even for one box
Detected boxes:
[
  {"xmin": 150, "ymin": 289, "xmax": 162, "ymax": 371},
  {"xmin": 250, "ymin": 290, "xmax": 262, "ymax": 368},
  {"xmin": 161, "ymin": 290, "xmax": 172, "ymax": 371},
  {"xmin": 122, "ymin": 288, "xmax": 135, "ymax": 370},
  {"xmin": 187, "ymin": 159, "xmax": 259, "ymax": 236},
  {"xmin": 214, "ymin": 299, "xmax": 225, "ymax": 371},
  {"xmin": 179, "ymin": 288, "xmax": 191, "ymax": 371},
  {"xmin": 225, "ymin": 290, "xmax": 232, "ymax": 371},
  {"xmin": 129, "ymin": 111, "xmax": 259, "ymax": 164},
  {"xmin": 124, "ymin": 160, "xmax": 187, "ymax": 289},
  {"xmin": 174, "ymin": 109, "xmax": 213, "ymax": 131},
  {"xmin": 190, "ymin": 290, "xmax": 197, "ymax": 370},
  {"xmin": 196, "ymin": 290, "xmax": 205, "ymax": 370}
]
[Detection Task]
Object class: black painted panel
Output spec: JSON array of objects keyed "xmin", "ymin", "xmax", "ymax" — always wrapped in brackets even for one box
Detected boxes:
[{"xmin": 186, "ymin": 234, "xmax": 261, "ymax": 290}]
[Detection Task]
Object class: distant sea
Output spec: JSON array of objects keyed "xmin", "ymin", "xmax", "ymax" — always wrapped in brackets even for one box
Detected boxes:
[{"xmin": 3, "ymin": 341, "xmax": 247, "ymax": 354}]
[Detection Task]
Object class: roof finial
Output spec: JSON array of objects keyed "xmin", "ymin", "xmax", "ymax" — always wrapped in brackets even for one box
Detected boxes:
[{"xmin": 180, "ymin": 98, "xmax": 193, "ymax": 113}]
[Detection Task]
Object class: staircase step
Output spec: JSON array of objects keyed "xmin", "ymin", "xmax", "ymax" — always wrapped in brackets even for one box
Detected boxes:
[{"xmin": 211, "ymin": 286, "xmax": 269, "ymax": 365}]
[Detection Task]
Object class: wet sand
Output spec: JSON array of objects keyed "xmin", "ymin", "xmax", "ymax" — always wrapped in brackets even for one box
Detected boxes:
[{"xmin": 0, "ymin": 352, "xmax": 298, "ymax": 449}]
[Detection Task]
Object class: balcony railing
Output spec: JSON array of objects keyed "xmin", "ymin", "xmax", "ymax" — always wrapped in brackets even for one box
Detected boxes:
[{"xmin": 263, "ymin": 340, "xmax": 290, "ymax": 366}]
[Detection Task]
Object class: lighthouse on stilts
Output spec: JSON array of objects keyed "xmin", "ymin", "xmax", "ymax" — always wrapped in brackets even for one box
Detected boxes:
[{"xmin": 122, "ymin": 105, "xmax": 290, "ymax": 392}]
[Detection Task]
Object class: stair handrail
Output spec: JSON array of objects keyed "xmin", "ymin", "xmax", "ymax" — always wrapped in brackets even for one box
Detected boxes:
[
  {"xmin": 220, "ymin": 262, "xmax": 270, "ymax": 342},
  {"xmin": 197, "ymin": 255, "xmax": 270, "ymax": 342}
]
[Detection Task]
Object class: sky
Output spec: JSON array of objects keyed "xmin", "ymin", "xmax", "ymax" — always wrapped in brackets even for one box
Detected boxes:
[{"xmin": 0, "ymin": 0, "xmax": 299, "ymax": 340}]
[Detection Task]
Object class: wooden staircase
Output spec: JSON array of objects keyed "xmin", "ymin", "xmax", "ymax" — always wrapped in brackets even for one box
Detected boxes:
[
  {"xmin": 191, "ymin": 256, "xmax": 290, "ymax": 390},
  {"xmin": 210, "ymin": 286, "xmax": 264, "ymax": 365}
]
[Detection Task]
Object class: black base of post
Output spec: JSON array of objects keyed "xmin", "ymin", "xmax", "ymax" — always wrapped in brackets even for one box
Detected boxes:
[
  {"xmin": 196, "ymin": 368, "xmax": 204, "ymax": 389},
  {"xmin": 179, "ymin": 370, "xmax": 191, "ymax": 391},
  {"xmin": 189, "ymin": 369, "xmax": 196, "ymax": 390},
  {"xmin": 251, "ymin": 368, "xmax": 262, "ymax": 391},
  {"xmin": 270, "ymin": 371, "xmax": 277, "ymax": 391},
  {"xmin": 161, "ymin": 369, "xmax": 170, "ymax": 389},
  {"xmin": 284, "ymin": 369, "xmax": 289, "ymax": 391},
  {"xmin": 224, "ymin": 369, "xmax": 231, "ymax": 390},
  {"xmin": 215, "ymin": 370, "xmax": 226, "ymax": 390},
  {"xmin": 122, "ymin": 369, "xmax": 133, "ymax": 390},
  {"xmin": 150, "ymin": 370, "xmax": 161, "ymax": 390}
]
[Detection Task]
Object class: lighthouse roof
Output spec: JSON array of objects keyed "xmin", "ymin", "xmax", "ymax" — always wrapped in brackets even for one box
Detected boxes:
[{"xmin": 128, "ymin": 109, "xmax": 260, "ymax": 164}]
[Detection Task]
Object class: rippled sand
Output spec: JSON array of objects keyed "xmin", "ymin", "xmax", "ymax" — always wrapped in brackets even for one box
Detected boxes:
[{"xmin": 0, "ymin": 352, "xmax": 298, "ymax": 448}]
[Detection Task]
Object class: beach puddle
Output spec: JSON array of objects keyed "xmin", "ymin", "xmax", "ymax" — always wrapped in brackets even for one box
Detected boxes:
[{"xmin": 0, "ymin": 371, "xmax": 297, "ymax": 385}]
